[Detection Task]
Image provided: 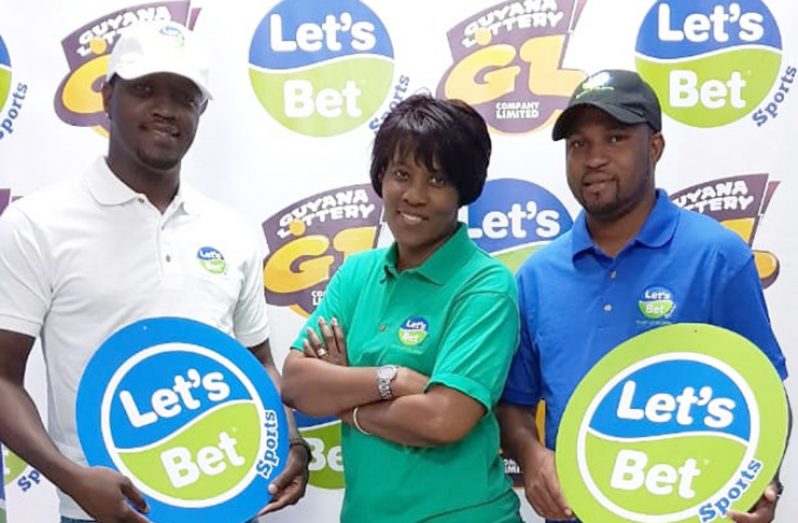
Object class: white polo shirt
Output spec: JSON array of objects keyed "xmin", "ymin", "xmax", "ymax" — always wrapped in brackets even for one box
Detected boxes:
[{"xmin": 0, "ymin": 157, "xmax": 270, "ymax": 519}]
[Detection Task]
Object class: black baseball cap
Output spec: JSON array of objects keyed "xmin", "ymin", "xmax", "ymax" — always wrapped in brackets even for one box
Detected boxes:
[{"xmin": 552, "ymin": 69, "xmax": 662, "ymax": 140}]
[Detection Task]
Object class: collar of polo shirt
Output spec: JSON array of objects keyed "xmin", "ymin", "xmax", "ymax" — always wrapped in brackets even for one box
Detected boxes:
[{"xmin": 380, "ymin": 223, "xmax": 474, "ymax": 285}]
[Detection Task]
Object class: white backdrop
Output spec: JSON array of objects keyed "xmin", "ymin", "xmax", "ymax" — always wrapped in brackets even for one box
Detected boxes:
[{"xmin": 0, "ymin": 1, "xmax": 796, "ymax": 522}]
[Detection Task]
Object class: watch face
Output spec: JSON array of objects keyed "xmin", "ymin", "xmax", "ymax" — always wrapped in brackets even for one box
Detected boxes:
[{"xmin": 378, "ymin": 365, "xmax": 397, "ymax": 380}]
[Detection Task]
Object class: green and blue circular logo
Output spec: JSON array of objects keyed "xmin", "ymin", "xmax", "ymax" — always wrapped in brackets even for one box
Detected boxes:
[
  {"xmin": 639, "ymin": 286, "xmax": 676, "ymax": 320},
  {"xmin": 0, "ymin": 35, "xmax": 10, "ymax": 114},
  {"xmin": 636, "ymin": 0, "xmax": 782, "ymax": 127},
  {"xmin": 197, "ymin": 246, "xmax": 227, "ymax": 275},
  {"xmin": 398, "ymin": 316, "xmax": 428, "ymax": 347},
  {"xmin": 557, "ymin": 323, "xmax": 788, "ymax": 523},
  {"xmin": 76, "ymin": 317, "xmax": 288, "ymax": 523},
  {"xmin": 248, "ymin": 0, "xmax": 395, "ymax": 136},
  {"xmin": 467, "ymin": 178, "xmax": 574, "ymax": 272}
]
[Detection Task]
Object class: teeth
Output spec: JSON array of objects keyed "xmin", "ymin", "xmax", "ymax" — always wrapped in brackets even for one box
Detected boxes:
[{"xmin": 400, "ymin": 212, "xmax": 423, "ymax": 224}]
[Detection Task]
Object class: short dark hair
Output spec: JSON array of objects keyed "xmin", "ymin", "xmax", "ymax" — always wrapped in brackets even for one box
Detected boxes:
[{"xmin": 369, "ymin": 94, "xmax": 491, "ymax": 206}]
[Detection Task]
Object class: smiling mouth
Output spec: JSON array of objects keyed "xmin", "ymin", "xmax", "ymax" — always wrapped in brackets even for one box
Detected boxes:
[
  {"xmin": 144, "ymin": 123, "xmax": 179, "ymax": 139},
  {"xmin": 397, "ymin": 211, "xmax": 426, "ymax": 225}
]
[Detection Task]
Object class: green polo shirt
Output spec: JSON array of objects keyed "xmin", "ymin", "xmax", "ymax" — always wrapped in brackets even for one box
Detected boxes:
[{"xmin": 293, "ymin": 224, "xmax": 521, "ymax": 522}]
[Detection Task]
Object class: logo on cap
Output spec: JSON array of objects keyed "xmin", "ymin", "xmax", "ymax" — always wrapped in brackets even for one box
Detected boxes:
[
  {"xmin": 76, "ymin": 318, "xmax": 288, "ymax": 523},
  {"xmin": 576, "ymin": 71, "xmax": 615, "ymax": 99},
  {"xmin": 159, "ymin": 24, "xmax": 186, "ymax": 45}
]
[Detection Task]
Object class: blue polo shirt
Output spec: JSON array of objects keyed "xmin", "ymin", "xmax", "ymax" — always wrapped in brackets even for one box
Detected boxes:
[{"xmin": 502, "ymin": 189, "xmax": 787, "ymax": 450}]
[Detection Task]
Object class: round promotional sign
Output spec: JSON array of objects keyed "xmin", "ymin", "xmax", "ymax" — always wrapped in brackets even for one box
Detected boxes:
[
  {"xmin": 557, "ymin": 323, "xmax": 788, "ymax": 523},
  {"xmin": 76, "ymin": 317, "xmax": 288, "ymax": 523}
]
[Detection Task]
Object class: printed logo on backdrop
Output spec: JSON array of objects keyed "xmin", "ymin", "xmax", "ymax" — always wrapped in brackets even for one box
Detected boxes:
[
  {"xmin": 295, "ymin": 413, "xmax": 344, "ymax": 489},
  {"xmin": 76, "ymin": 318, "xmax": 288, "ymax": 523},
  {"xmin": 636, "ymin": 0, "xmax": 796, "ymax": 128},
  {"xmin": 262, "ymin": 184, "xmax": 383, "ymax": 318},
  {"xmin": 466, "ymin": 178, "xmax": 573, "ymax": 272},
  {"xmin": 54, "ymin": 1, "xmax": 202, "ymax": 136},
  {"xmin": 557, "ymin": 324, "xmax": 788, "ymax": 523},
  {"xmin": 671, "ymin": 174, "xmax": 780, "ymax": 288},
  {"xmin": 3, "ymin": 447, "xmax": 44, "ymax": 498},
  {"xmin": 249, "ymin": 0, "xmax": 396, "ymax": 137},
  {"xmin": 0, "ymin": 33, "xmax": 29, "ymax": 142},
  {"xmin": 437, "ymin": 0, "xmax": 589, "ymax": 134},
  {"xmin": 465, "ymin": 178, "xmax": 572, "ymax": 483}
]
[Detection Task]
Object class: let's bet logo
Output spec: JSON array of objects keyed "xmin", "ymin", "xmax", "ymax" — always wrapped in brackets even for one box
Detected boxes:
[
  {"xmin": 557, "ymin": 324, "xmax": 788, "ymax": 523},
  {"xmin": 636, "ymin": 0, "xmax": 794, "ymax": 128},
  {"xmin": 398, "ymin": 317, "xmax": 429, "ymax": 347},
  {"xmin": 54, "ymin": 2, "xmax": 201, "ymax": 135},
  {"xmin": 249, "ymin": 0, "xmax": 395, "ymax": 136},
  {"xmin": 0, "ymin": 34, "xmax": 28, "ymax": 142},
  {"xmin": 437, "ymin": 0, "xmax": 588, "ymax": 134},
  {"xmin": 465, "ymin": 178, "xmax": 573, "ymax": 272},
  {"xmin": 76, "ymin": 318, "xmax": 288, "ymax": 523}
]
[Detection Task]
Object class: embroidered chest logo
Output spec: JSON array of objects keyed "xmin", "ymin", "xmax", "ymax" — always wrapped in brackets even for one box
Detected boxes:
[
  {"xmin": 197, "ymin": 247, "xmax": 227, "ymax": 275},
  {"xmin": 398, "ymin": 317, "xmax": 428, "ymax": 347},
  {"xmin": 639, "ymin": 286, "xmax": 676, "ymax": 321}
]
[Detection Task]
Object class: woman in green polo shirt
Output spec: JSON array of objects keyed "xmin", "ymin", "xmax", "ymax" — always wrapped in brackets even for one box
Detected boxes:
[{"xmin": 282, "ymin": 94, "xmax": 522, "ymax": 523}]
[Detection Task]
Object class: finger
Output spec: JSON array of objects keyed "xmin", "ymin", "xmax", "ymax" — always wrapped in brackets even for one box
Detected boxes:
[
  {"xmin": 260, "ymin": 479, "xmax": 305, "ymax": 515},
  {"xmin": 306, "ymin": 328, "xmax": 326, "ymax": 354},
  {"xmin": 527, "ymin": 482, "xmax": 562, "ymax": 519},
  {"xmin": 332, "ymin": 317, "xmax": 347, "ymax": 364},
  {"xmin": 545, "ymin": 474, "xmax": 573, "ymax": 518},
  {"xmin": 727, "ymin": 508, "xmax": 772, "ymax": 523},
  {"xmin": 120, "ymin": 504, "xmax": 152, "ymax": 523},
  {"xmin": 318, "ymin": 317, "xmax": 338, "ymax": 358},
  {"xmin": 268, "ymin": 453, "xmax": 307, "ymax": 495},
  {"xmin": 302, "ymin": 339, "xmax": 318, "ymax": 359},
  {"xmin": 121, "ymin": 477, "xmax": 149, "ymax": 513}
]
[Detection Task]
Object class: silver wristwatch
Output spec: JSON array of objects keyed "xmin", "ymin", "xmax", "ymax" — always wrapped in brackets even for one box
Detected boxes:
[{"xmin": 376, "ymin": 364, "xmax": 398, "ymax": 400}]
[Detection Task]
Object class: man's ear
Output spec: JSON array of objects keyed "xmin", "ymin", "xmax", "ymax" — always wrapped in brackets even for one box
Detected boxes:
[
  {"xmin": 650, "ymin": 132, "xmax": 665, "ymax": 165},
  {"xmin": 101, "ymin": 80, "xmax": 113, "ymax": 117}
]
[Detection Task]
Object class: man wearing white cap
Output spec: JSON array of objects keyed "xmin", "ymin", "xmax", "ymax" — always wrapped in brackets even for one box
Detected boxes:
[{"xmin": 0, "ymin": 20, "xmax": 308, "ymax": 522}]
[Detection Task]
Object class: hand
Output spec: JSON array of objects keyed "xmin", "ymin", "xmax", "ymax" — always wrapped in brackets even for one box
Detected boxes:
[
  {"xmin": 303, "ymin": 317, "xmax": 348, "ymax": 367},
  {"xmin": 65, "ymin": 466, "xmax": 150, "ymax": 523},
  {"xmin": 391, "ymin": 367, "xmax": 429, "ymax": 398},
  {"xmin": 522, "ymin": 446, "xmax": 573, "ymax": 521},
  {"xmin": 727, "ymin": 481, "xmax": 781, "ymax": 523},
  {"xmin": 259, "ymin": 441, "xmax": 310, "ymax": 515}
]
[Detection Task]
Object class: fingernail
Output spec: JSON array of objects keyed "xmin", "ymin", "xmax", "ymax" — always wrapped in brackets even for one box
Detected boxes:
[
  {"xmin": 332, "ymin": 317, "xmax": 338, "ymax": 325},
  {"xmin": 268, "ymin": 483, "xmax": 277, "ymax": 494},
  {"xmin": 318, "ymin": 317, "xmax": 326, "ymax": 324}
]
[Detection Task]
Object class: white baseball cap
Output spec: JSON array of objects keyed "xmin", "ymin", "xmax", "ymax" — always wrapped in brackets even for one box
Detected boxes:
[{"xmin": 106, "ymin": 20, "xmax": 212, "ymax": 101}]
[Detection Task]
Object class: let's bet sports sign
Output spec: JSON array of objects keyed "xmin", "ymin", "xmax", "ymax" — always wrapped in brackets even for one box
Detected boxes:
[
  {"xmin": 77, "ymin": 317, "xmax": 288, "ymax": 523},
  {"xmin": 557, "ymin": 324, "xmax": 788, "ymax": 523}
]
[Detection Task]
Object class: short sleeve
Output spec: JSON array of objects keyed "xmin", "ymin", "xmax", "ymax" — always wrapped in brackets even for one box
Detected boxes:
[
  {"xmin": 427, "ymin": 278, "xmax": 519, "ymax": 412},
  {"xmin": 501, "ymin": 268, "xmax": 543, "ymax": 406},
  {"xmin": 712, "ymin": 256, "xmax": 787, "ymax": 379},
  {"xmin": 233, "ymin": 222, "xmax": 270, "ymax": 347},
  {"xmin": 0, "ymin": 206, "xmax": 52, "ymax": 337}
]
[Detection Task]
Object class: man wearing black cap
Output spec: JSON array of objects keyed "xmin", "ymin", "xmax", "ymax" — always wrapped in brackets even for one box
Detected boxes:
[
  {"xmin": 498, "ymin": 70, "xmax": 788, "ymax": 523},
  {"xmin": 0, "ymin": 21, "xmax": 308, "ymax": 523}
]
